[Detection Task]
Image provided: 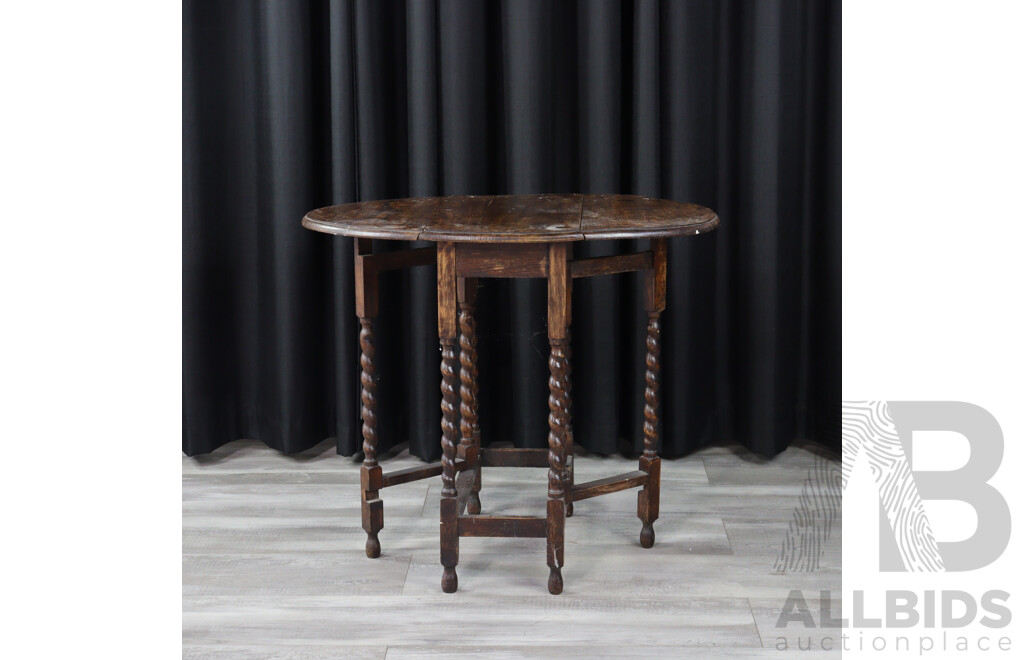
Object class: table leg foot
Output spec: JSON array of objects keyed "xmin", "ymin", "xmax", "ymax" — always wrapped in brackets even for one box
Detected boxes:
[
  {"xmin": 547, "ymin": 567, "xmax": 563, "ymax": 595},
  {"xmin": 366, "ymin": 532, "xmax": 381, "ymax": 558},
  {"xmin": 442, "ymin": 566, "xmax": 459, "ymax": 593},
  {"xmin": 640, "ymin": 523, "xmax": 655, "ymax": 549}
]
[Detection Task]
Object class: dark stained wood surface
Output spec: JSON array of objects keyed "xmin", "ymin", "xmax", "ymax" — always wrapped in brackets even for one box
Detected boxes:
[
  {"xmin": 457, "ymin": 277, "xmax": 482, "ymax": 515},
  {"xmin": 437, "ymin": 241, "xmax": 461, "ymax": 593},
  {"xmin": 456, "ymin": 243, "xmax": 550, "ymax": 278},
  {"xmin": 572, "ymin": 470, "xmax": 649, "ymax": 502},
  {"xmin": 458, "ymin": 515, "xmax": 547, "ymax": 538},
  {"xmin": 580, "ymin": 194, "xmax": 718, "ymax": 239},
  {"xmin": 422, "ymin": 194, "xmax": 584, "ymax": 242},
  {"xmin": 304, "ymin": 198, "xmax": 430, "ymax": 240},
  {"xmin": 303, "ymin": 194, "xmax": 718, "ymax": 242}
]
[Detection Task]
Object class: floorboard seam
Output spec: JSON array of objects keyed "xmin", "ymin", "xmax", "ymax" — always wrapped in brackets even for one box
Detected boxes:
[
  {"xmin": 696, "ymin": 453, "xmax": 711, "ymax": 484},
  {"xmin": 720, "ymin": 518, "xmax": 735, "ymax": 552},
  {"xmin": 747, "ymin": 597, "xmax": 764, "ymax": 648},
  {"xmin": 419, "ymin": 484, "xmax": 431, "ymax": 517},
  {"xmin": 400, "ymin": 556, "xmax": 412, "ymax": 596}
]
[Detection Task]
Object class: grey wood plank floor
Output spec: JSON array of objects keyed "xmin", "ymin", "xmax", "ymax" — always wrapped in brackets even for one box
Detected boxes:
[{"xmin": 184, "ymin": 440, "xmax": 841, "ymax": 659}]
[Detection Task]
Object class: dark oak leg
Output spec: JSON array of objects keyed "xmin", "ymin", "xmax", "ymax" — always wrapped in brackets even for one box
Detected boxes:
[
  {"xmin": 564, "ymin": 329, "xmax": 574, "ymax": 517},
  {"xmin": 564, "ymin": 246, "xmax": 574, "ymax": 517},
  {"xmin": 359, "ymin": 319, "xmax": 383, "ymax": 558},
  {"xmin": 546, "ymin": 243, "xmax": 570, "ymax": 594},
  {"xmin": 638, "ymin": 239, "xmax": 666, "ymax": 549},
  {"xmin": 355, "ymin": 239, "xmax": 383, "ymax": 559},
  {"xmin": 458, "ymin": 278, "xmax": 482, "ymax": 515},
  {"xmin": 438, "ymin": 243, "xmax": 460, "ymax": 593}
]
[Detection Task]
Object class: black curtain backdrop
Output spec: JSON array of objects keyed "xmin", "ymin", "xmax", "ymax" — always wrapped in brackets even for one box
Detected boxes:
[{"xmin": 183, "ymin": 0, "xmax": 840, "ymax": 461}]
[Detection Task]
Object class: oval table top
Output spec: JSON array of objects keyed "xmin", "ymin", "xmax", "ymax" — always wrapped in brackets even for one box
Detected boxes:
[{"xmin": 302, "ymin": 194, "xmax": 718, "ymax": 243}]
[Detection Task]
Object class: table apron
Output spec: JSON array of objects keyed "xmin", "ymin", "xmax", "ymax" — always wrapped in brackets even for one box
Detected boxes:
[{"xmin": 455, "ymin": 243, "xmax": 549, "ymax": 278}]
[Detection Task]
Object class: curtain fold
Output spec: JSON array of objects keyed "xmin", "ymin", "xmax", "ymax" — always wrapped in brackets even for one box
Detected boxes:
[{"xmin": 183, "ymin": 0, "xmax": 840, "ymax": 460}]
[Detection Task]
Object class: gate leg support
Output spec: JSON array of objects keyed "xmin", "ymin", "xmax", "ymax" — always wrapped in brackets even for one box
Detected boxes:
[
  {"xmin": 458, "ymin": 277, "xmax": 482, "ymax": 515},
  {"xmin": 638, "ymin": 239, "xmax": 665, "ymax": 548},
  {"xmin": 546, "ymin": 243, "xmax": 570, "ymax": 594},
  {"xmin": 438, "ymin": 243, "xmax": 460, "ymax": 592}
]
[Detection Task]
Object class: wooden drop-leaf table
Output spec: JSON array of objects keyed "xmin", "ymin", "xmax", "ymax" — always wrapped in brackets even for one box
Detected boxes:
[{"xmin": 302, "ymin": 194, "xmax": 719, "ymax": 594}]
